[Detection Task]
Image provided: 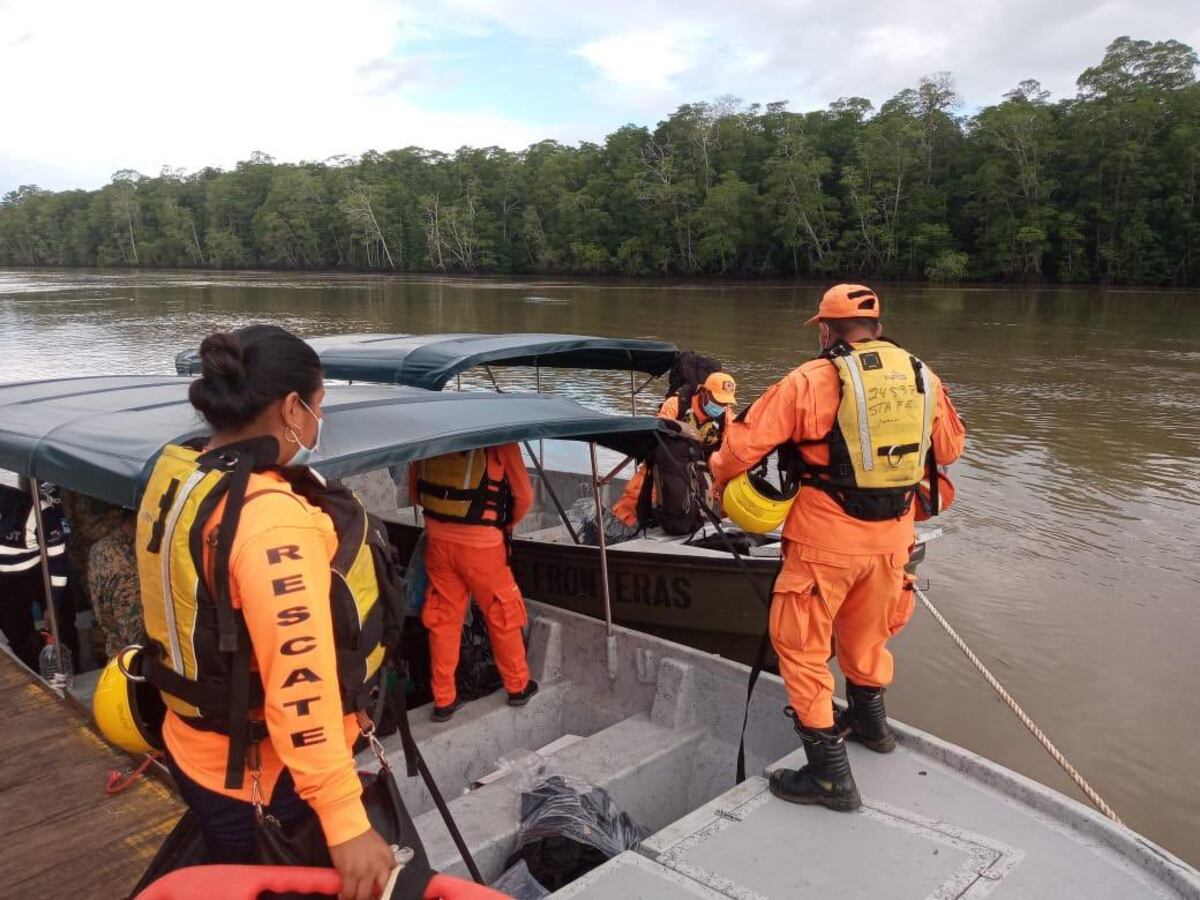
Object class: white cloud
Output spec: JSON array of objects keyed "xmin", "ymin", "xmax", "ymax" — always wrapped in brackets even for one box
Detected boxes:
[
  {"xmin": 578, "ymin": 26, "xmax": 706, "ymax": 92},
  {"xmin": 1, "ymin": 0, "xmax": 1198, "ymax": 194},
  {"xmin": 0, "ymin": 0, "xmax": 548, "ymax": 192},
  {"xmin": 428, "ymin": 0, "xmax": 1199, "ymax": 109}
]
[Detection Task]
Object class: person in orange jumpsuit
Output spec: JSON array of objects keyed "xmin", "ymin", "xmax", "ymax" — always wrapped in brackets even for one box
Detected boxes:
[
  {"xmin": 613, "ymin": 371, "xmax": 737, "ymax": 527},
  {"xmin": 157, "ymin": 326, "xmax": 395, "ymax": 900},
  {"xmin": 710, "ymin": 284, "xmax": 966, "ymax": 811},
  {"xmin": 412, "ymin": 445, "xmax": 538, "ymax": 721}
]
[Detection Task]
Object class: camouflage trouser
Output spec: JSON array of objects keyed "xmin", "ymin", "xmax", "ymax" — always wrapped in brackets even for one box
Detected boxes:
[
  {"xmin": 61, "ymin": 490, "xmax": 125, "ymax": 597},
  {"xmin": 87, "ymin": 531, "xmax": 142, "ymax": 661}
]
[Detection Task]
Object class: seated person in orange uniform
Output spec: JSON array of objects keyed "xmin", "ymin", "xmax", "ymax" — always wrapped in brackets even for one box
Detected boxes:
[
  {"xmin": 410, "ymin": 445, "xmax": 538, "ymax": 722},
  {"xmin": 710, "ymin": 284, "xmax": 966, "ymax": 812},
  {"xmin": 613, "ymin": 370, "xmax": 737, "ymax": 529}
]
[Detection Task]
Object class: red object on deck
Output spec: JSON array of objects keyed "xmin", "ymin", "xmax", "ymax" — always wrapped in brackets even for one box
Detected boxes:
[{"xmin": 134, "ymin": 865, "xmax": 511, "ymax": 899}]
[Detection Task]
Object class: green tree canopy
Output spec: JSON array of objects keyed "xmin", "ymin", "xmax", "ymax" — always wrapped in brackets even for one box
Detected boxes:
[{"xmin": 2, "ymin": 36, "xmax": 1197, "ymax": 284}]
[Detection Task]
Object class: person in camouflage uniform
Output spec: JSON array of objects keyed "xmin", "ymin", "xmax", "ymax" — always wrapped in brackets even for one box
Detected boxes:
[
  {"xmin": 87, "ymin": 511, "xmax": 142, "ymax": 661},
  {"xmin": 60, "ymin": 490, "xmax": 128, "ymax": 662},
  {"xmin": 60, "ymin": 490, "xmax": 126, "ymax": 586}
]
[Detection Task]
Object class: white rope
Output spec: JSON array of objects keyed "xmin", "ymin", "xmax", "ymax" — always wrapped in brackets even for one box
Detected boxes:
[{"xmin": 915, "ymin": 587, "xmax": 1123, "ymax": 824}]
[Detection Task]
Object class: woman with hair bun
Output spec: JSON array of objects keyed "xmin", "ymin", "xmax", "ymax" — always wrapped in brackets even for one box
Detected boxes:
[{"xmin": 134, "ymin": 324, "xmax": 395, "ymax": 900}]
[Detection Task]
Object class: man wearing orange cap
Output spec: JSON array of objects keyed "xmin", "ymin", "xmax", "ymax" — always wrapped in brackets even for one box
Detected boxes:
[
  {"xmin": 613, "ymin": 370, "xmax": 737, "ymax": 530},
  {"xmin": 710, "ymin": 284, "xmax": 966, "ymax": 811}
]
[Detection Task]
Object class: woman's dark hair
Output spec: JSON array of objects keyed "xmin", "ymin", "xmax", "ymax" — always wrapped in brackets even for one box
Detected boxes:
[{"xmin": 188, "ymin": 325, "xmax": 322, "ymax": 431}]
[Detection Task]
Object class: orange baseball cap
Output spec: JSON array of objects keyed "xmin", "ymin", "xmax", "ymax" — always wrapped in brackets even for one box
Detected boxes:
[
  {"xmin": 703, "ymin": 372, "xmax": 737, "ymax": 405},
  {"xmin": 804, "ymin": 284, "xmax": 882, "ymax": 325}
]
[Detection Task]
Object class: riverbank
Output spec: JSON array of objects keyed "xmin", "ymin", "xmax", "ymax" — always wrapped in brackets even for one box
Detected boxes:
[{"xmin": 7, "ymin": 265, "xmax": 1200, "ymax": 294}]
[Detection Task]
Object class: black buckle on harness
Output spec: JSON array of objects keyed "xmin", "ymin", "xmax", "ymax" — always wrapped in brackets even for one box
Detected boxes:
[{"xmin": 146, "ymin": 477, "xmax": 180, "ymax": 554}]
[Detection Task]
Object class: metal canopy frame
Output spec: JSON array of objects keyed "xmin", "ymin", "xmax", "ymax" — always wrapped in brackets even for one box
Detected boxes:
[
  {"xmin": 0, "ymin": 375, "xmax": 653, "ymax": 690},
  {"xmin": 175, "ymin": 332, "xmax": 680, "ymax": 394},
  {"xmin": 28, "ymin": 480, "xmax": 66, "ymax": 685}
]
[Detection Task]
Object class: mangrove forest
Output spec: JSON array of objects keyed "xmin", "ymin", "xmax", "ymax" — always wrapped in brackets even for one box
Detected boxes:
[{"xmin": 1, "ymin": 37, "xmax": 1198, "ymax": 284}]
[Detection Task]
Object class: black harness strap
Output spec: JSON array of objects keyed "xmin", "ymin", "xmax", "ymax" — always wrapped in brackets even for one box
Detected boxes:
[
  {"xmin": 417, "ymin": 474, "xmax": 512, "ymax": 528},
  {"xmin": 198, "ymin": 442, "xmax": 273, "ymax": 791},
  {"xmin": 649, "ymin": 433, "xmax": 776, "ymax": 784},
  {"xmin": 210, "ymin": 452, "xmax": 255, "ymax": 654},
  {"xmin": 140, "ymin": 650, "xmax": 265, "ymax": 713},
  {"xmin": 375, "ymin": 662, "xmax": 418, "ymax": 780},
  {"xmin": 373, "ymin": 661, "xmax": 485, "ymax": 884},
  {"xmin": 693, "ymin": 495, "xmax": 775, "ymax": 785},
  {"xmin": 927, "ymin": 451, "xmax": 940, "ymax": 515},
  {"xmin": 877, "ymin": 443, "xmax": 920, "ymax": 458}
]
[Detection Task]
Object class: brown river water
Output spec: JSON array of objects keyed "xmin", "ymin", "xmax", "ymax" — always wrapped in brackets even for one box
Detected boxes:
[{"xmin": 1, "ymin": 269, "xmax": 1198, "ymax": 865}]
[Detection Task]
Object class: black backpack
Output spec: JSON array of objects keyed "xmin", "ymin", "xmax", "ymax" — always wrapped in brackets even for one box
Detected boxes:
[{"xmin": 635, "ymin": 430, "xmax": 709, "ymax": 536}]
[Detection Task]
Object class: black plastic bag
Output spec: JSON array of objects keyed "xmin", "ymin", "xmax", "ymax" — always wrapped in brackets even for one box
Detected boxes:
[
  {"xmin": 504, "ymin": 769, "xmax": 648, "ymax": 890},
  {"xmin": 456, "ymin": 605, "xmax": 503, "ymax": 702}
]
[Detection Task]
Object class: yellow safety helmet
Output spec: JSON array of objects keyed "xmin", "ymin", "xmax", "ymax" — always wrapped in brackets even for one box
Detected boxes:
[
  {"xmin": 92, "ymin": 647, "xmax": 166, "ymax": 755},
  {"xmin": 723, "ymin": 470, "xmax": 798, "ymax": 534}
]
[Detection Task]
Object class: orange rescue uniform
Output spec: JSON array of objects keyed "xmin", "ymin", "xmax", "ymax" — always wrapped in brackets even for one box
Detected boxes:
[
  {"xmin": 412, "ymin": 444, "xmax": 534, "ymax": 708},
  {"xmin": 162, "ymin": 470, "xmax": 369, "ymax": 847},
  {"xmin": 710, "ymin": 348, "xmax": 966, "ymax": 729},
  {"xmin": 613, "ymin": 394, "xmax": 716, "ymax": 527}
]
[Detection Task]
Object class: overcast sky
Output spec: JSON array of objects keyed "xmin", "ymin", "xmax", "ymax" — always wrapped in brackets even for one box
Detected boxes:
[{"xmin": 2, "ymin": 0, "xmax": 1197, "ymax": 196}]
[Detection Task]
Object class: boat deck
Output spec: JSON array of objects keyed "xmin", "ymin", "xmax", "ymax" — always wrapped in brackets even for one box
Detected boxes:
[
  {"xmin": 561, "ymin": 746, "xmax": 1197, "ymax": 899},
  {"xmin": 368, "ymin": 602, "xmax": 1198, "ymax": 899},
  {"xmin": 0, "ymin": 651, "xmax": 182, "ymax": 899}
]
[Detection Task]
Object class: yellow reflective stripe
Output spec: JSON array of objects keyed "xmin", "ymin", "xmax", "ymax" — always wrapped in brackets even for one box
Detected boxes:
[
  {"xmin": 918, "ymin": 360, "xmax": 935, "ymax": 463},
  {"xmin": 462, "ymin": 449, "xmax": 477, "ymax": 489},
  {"xmin": 159, "ymin": 469, "xmax": 206, "ymax": 672},
  {"xmin": 364, "ymin": 643, "xmax": 386, "ymax": 681},
  {"xmin": 840, "ymin": 354, "xmax": 874, "ymax": 473}
]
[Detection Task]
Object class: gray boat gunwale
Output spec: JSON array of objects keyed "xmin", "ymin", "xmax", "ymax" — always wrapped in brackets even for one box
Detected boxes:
[{"xmin": 364, "ymin": 597, "xmax": 1200, "ymax": 896}]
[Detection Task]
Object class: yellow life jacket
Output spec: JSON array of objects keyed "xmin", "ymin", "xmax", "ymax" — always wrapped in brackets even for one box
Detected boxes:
[
  {"xmin": 135, "ymin": 441, "xmax": 402, "ymax": 786},
  {"xmin": 679, "ymin": 400, "xmax": 725, "ymax": 451},
  {"xmin": 799, "ymin": 339, "xmax": 936, "ymax": 521},
  {"xmin": 416, "ymin": 449, "xmax": 512, "ymax": 527}
]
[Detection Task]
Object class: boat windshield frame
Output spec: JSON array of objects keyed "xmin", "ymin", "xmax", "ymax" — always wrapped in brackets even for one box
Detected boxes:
[
  {"xmin": 0, "ymin": 374, "xmax": 666, "ymax": 675},
  {"xmin": 175, "ymin": 332, "xmax": 679, "ymax": 410}
]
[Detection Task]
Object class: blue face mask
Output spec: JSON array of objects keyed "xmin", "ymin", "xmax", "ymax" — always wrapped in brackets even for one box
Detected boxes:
[
  {"xmin": 288, "ymin": 398, "xmax": 323, "ymax": 466},
  {"xmin": 703, "ymin": 398, "xmax": 727, "ymax": 419}
]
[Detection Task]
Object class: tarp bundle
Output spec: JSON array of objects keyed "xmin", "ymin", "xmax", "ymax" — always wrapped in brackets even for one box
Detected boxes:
[{"xmin": 505, "ymin": 763, "xmax": 648, "ymax": 890}]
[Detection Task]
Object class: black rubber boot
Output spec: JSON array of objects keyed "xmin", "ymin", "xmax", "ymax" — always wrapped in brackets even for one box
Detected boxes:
[
  {"xmin": 769, "ymin": 709, "xmax": 862, "ymax": 812},
  {"xmin": 431, "ymin": 696, "xmax": 464, "ymax": 723},
  {"xmin": 507, "ymin": 679, "xmax": 539, "ymax": 707},
  {"xmin": 836, "ymin": 682, "xmax": 897, "ymax": 754}
]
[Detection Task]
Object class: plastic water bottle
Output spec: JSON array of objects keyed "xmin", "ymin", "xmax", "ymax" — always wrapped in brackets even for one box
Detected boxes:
[{"xmin": 38, "ymin": 636, "xmax": 74, "ymax": 692}]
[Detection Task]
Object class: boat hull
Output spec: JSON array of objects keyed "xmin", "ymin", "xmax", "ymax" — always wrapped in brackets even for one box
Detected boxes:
[{"xmin": 386, "ymin": 521, "xmax": 773, "ymax": 634}]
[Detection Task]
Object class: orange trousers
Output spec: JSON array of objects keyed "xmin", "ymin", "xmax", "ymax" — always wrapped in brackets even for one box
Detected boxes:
[
  {"xmin": 421, "ymin": 538, "xmax": 531, "ymax": 708},
  {"xmin": 770, "ymin": 542, "xmax": 915, "ymax": 729},
  {"xmin": 612, "ymin": 466, "xmax": 648, "ymax": 526}
]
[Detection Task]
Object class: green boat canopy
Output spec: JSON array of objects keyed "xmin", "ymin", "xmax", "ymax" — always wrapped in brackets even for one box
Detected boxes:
[
  {"xmin": 0, "ymin": 376, "xmax": 667, "ymax": 508},
  {"xmin": 175, "ymin": 333, "xmax": 680, "ymax": 390}
]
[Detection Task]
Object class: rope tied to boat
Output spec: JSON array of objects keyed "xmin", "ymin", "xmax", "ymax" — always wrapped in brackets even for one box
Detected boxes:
[{"xmin": 915, "ymin": 587, "xmax": 1123, "ymax": 824}]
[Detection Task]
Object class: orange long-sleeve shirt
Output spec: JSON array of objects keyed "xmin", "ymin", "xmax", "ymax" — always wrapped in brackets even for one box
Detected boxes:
[
  {"xmin": 162, "ymin": 470, "xmax": 369, "ymax": 846},
  {"xmin": 410, "ymin": 444, "xmax": 534, "ymax": 548},
  {"xmin": 710, "ymin": 348, "xmax": 966, "ymax": 555}
]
